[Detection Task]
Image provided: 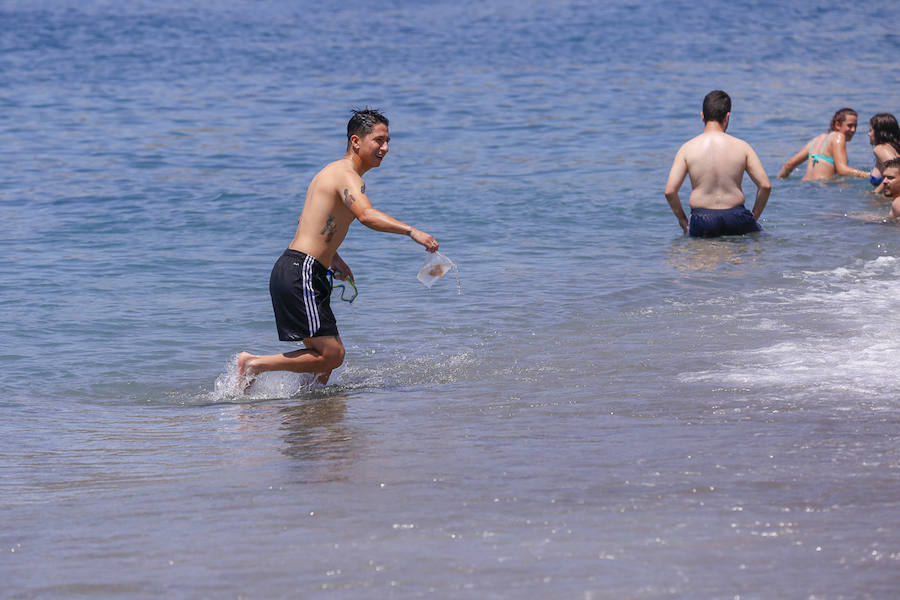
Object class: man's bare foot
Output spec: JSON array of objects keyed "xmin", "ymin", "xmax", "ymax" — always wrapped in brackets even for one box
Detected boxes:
[
  {"xmin": 237, "ymin": 352, "xmax": 258, "ymax": 394},
  {"xmin": 237, "ymin": 352, "xmax": 254, "ymax": 376}
]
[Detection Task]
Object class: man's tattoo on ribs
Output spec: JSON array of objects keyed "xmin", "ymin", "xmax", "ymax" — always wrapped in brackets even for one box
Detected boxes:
[{"xmin": 321, "ymin": 215, "xmax": 336, "ymax": 242}]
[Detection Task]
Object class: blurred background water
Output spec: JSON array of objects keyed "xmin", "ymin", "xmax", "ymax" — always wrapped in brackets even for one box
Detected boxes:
[{"xmin": 2, "ymin": 1, "xmax": 900, "ymax": 598}]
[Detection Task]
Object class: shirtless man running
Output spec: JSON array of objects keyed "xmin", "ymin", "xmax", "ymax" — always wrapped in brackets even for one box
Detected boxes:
[
  {"xmin": 238, "ymin": 108, "xmax": 438, "ymax": 387},
  {"xmin": 664, "ymin": 90, "xmax": 772, "ymax": 237}
]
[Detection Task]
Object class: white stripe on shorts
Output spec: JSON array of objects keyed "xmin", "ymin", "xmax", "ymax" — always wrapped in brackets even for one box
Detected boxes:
[{"xmin": 301, "ymin": 254, "xmax": 320, "ymax": 336}]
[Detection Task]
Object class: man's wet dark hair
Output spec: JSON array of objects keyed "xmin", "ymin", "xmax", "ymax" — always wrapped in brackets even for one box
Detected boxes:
[
  {"xmin": 702, "ymin": 90, "xmax": 731, "ymax": 124},
  {"xmin": 883, "ymin": 157, "xmax": 900, "ymax": 173},
  {"xmin": 347, "ymin": 108, "xmax": 389, "ymax": 149},
  {"xmin": 830, "ymin": 107, "xmax": 857, "ymax": 131}
]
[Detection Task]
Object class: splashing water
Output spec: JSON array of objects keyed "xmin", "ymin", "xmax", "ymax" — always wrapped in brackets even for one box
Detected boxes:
[{"xmin": 209, "ymin": 354, "xmax": 323, "ymax": 403}]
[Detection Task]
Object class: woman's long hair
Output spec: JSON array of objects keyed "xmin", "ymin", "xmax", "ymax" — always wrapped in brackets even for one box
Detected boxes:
[{"xmin": 870, "ymin": 113, "xmax": 900, "ymax": 154}]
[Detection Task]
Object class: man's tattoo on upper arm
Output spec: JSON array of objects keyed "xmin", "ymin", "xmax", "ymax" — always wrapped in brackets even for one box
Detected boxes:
[
  {"xmin": 343, "ymin": 188, "xmax": 356, "ymax": 208},
  {"xmin": 321, "ymin": 215, "xmax": 336, "ymax": 242},
  {"xmin": 361, "ymin": 183, "xmax": 366, "ymax": 194}
]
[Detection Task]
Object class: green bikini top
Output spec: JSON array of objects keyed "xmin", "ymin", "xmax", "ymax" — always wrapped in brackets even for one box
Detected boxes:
[{"xmin": 808, "ymin": 132, "xmax": 835, "ymax": 166}]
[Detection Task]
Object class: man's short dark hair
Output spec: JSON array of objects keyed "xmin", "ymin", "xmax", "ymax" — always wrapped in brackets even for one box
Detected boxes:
[
  {"xmin": 883, "ymin": 157, "xmax": 900, "ymax": 173},
  {"xmin": 347, "ymin": 108, "xmax": 389, "ymax": 148},
  {"xmin": 702, "ymin": 90, "xmax": 731, "ymax": 124}
]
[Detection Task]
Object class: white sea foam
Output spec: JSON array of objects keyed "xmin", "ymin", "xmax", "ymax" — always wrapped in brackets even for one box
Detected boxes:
[{"xmin": 679, "ymin": 257, "xmax": 900, "ymax": 400}]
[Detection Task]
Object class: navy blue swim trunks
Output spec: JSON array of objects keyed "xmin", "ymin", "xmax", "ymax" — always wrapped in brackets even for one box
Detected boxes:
[
  {"xmin": 269, "ymin": 249, "xmax": 339, "ymax": 340},
  {"xmin": 689, "ymin": 205, "xmax": 761, "ymax": 238}
]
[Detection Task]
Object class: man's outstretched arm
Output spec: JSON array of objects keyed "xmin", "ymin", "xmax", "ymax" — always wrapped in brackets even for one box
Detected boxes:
[{"xmin": 341, "ymin": 178, "xmax": 438, "ymax": 252}]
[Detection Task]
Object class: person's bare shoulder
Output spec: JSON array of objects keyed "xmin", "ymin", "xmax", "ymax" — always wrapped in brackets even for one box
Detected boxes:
[
  {"xmin": 738, "ymin": 135, "xmax": 756, "ymax": 154},
  {"xmin": 720, "ymin": 133, "xmax": 756, "ymax": 159},
  {"xmin": 875, "ymin": 144, "xmax": 897, "ymax": 162},
  {"xmin": 829, "ymin": 132, "xmax": 847, "ymax": 148},
  {"xmin": 318, "ymin": 158, "xmax": 351, "ymax": 179},
  {"xmin": 317, "ymin": 159, "xmax": 361, "ymax": 190},
  {"xmin": 721, "ymin": 131, "xmax": 747, "ymax": 146},
  {"xmin": 676, "ymin": 133, "xmax": 707, "ymax": 162},
  {"xmin": 892, "ymin": 197, "xmax": 900, "ymax": 219},
  {"xmin": 681, "ymin": 132, "xmax": 706, "ymax": 149}
]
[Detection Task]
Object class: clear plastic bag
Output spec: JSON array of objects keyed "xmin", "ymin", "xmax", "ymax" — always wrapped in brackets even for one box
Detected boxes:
[{"xmin": 417, "ymin": 251, "xmax": 459, "ymax": 292}]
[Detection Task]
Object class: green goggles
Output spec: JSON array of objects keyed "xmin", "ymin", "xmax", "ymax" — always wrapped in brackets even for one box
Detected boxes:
[{"xmin": 327, "ymin": 270, "xmax": 358, "ymax": 303}]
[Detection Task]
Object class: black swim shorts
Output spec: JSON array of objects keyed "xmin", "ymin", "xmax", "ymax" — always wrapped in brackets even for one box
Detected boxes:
[
  {"xmin": 269, "ymin": 249, "xmax": 339, "ymax": 340},
  {"xmin": 689, "ymin": 205, "xmax": 761, "ymax": 238}
]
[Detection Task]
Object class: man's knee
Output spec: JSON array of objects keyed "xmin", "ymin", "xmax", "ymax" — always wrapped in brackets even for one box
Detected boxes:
[{"xmin": 321, "ymin": 342, "xmax": 345, "ymax": 369}]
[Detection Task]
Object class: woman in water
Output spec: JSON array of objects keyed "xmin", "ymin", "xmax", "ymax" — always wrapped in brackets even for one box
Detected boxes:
[
  {"xmin": 778, "ymin": 108, "xmax": 868, "ymax": 180},
  {"xmin": 866, "ymin": 113, "xmax": 900, "ymax": 194}
]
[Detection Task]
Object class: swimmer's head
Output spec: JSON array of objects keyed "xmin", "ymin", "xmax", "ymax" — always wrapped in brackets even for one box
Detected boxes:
[
  {"xmin": 347, "ymin": 108, "xmax": 389, "ymax": 150},
  {"xmin": 830, "ymin": 108, "xmax": 858, "ymax": 139},
  {"xmin": 869, "ymin": 113, "xmax": 900, "ymax": 147},
  {"xmin": 882, "ymin": 157, "xmax": 900, "ymax": 197},
  {"xmin": 702, "ymin": 90, "xmax": 731, "ymax": 124}
]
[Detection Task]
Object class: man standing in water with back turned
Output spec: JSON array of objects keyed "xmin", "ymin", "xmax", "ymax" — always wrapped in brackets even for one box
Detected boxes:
[
  {"xmin": 665, "ymin": 90, "xmax": 772, "ymax": 237},
  {"xmin": 238, "ymin": 108, "xmax": 438, "ymax": 388}
]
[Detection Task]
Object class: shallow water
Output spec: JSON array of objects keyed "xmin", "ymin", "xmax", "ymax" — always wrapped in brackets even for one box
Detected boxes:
[{"xmin": 3, "ymin": 1, "xmax": 900, "ymax": 598}]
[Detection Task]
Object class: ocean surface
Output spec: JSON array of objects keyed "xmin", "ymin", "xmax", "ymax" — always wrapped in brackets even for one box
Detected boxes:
[{"xmin": 3, "ymin": 1, "xmax": 900, "ymax": 598}]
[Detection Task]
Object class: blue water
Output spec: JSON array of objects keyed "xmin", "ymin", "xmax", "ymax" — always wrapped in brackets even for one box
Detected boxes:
[{"xmin": 3, "ymin": 1, "xmax": 900, "ymax": 598}]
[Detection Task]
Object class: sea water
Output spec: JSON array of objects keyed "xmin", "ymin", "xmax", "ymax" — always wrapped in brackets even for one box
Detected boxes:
[{"xmin": 2, "ymin": 1, "xmax": 900, "ymax": 598}]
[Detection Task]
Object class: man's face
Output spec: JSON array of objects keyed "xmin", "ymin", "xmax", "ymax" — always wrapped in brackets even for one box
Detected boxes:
[
  {"xmin": 883, "ymin": 166, "xmax": 900, "ymax": 198},
  {"xmin": 357, "ymin": 123, "xmax": 390, "ymax": 168},
  {"xmin": 837, "ymin": 115, "xmax": 858, "ymax": 141}
]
